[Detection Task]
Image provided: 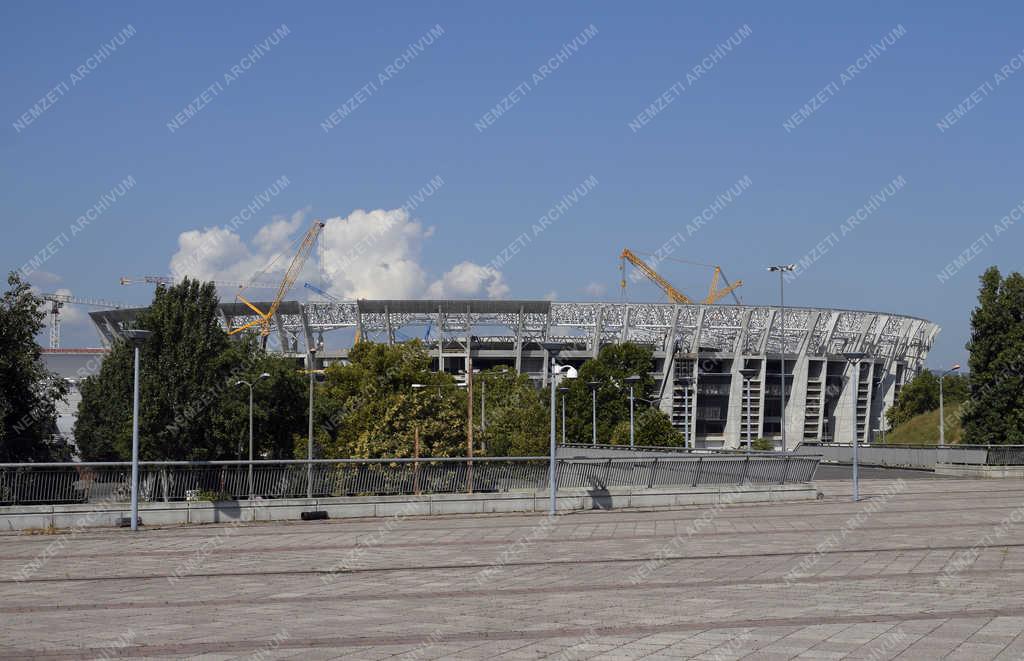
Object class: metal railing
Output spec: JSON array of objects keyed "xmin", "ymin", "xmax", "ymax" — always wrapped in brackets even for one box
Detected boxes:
[
  {"xmin": 560, "ymin": 443, "xmax": 794, "ymax": 456},
  {"xmin": 795, "ymin": 443, "xmax": 1024, "ymax": 468},
  {"xmin": 0, "ymin": 455, "xmax": 820, "ymax": 506}
]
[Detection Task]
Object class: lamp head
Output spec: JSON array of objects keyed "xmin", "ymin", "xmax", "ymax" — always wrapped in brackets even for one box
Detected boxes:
[{"xmin": 121, "ymin": 329, "xmax": 152, "ymax": 347}]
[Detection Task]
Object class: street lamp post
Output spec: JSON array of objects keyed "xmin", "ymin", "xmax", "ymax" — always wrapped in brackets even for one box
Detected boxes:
[
  {"xmin": 939, "ymin": 363, "xmax": 962, "ymax": 447},
  {"xmin": 122, "ymin": 329, "xmax": 151, "ymax": 532},
  {"xmin": 460, "ymin": 367, "xmax": 480, "ymax": 492},
  {"xmin": 541, "ymin": 343, "xmax": 565, "ymax": 515},
  {"xmin": 843, "ymin": 352, "xmax": 868, "ymax": 502},
  {"xmin": 624, "ymin": 375, "xmax": 641, "ymax": 448},
  {"xmin": 587, "ymin": 381, "xmax": 600, "ymax": 445},
  {"xmin": 236, "ymin": 372, "xmax": 270, "ymax": 501},
  {"xmin": 767, "ymin": 265, "xmax": 796, "ymax": 450},
  {"xmin": 307, "ymin": 348, "xmax": 317, "ymax": 499}
]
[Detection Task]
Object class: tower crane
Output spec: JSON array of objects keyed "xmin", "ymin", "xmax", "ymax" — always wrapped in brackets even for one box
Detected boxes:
[
  {"xmin": 40, "ymin": 293, "xmax": 122, "ymax": 349},
  {"xmin": 119, "ymin": 275, "xmax": 277, "ymax": 289},
  {"xmin": 229, "ymin": 220, "xmax": 326, "ymax": 348},
  {"xmin": 619, "ymin": 248, "xmax": 743, "ymax": 305}
]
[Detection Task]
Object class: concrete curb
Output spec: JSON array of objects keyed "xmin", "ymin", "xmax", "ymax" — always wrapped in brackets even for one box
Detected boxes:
[{"xmin": 0, "ymin": 483, "xmax": 818, "ymax": 531}]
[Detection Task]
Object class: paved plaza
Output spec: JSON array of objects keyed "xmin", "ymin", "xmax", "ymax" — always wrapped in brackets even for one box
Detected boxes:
[{"xmin": 3, "ymin": 474, "xmax": 1024, "ymax": 659}]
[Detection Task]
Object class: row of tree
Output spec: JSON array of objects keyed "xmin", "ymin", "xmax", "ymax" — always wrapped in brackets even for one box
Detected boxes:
[
  {"xmin": 885, "ymin": 266, "xmax": 1023, "ymax": 444},
  {"xmin": 0, "ymin": 275, "xmax": 682, "ymax": 462},
  {"xmin": 3, "ymin": 264, "xmax": 1021, "ymax": 462}
]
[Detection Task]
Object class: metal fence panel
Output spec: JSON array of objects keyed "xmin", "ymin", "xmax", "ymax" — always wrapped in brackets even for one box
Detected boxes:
[{"xmin": 0, "ymin": 455, "xmax": 820, "ymax": 506}]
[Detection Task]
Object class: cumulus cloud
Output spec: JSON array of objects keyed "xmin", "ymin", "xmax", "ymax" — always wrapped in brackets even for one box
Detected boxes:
[
  {"xmin": 584, "ymin": 282, "xmax": 606, "ymax": 297},
  {"xmin": 426, "ymin": 261, "xmax": 508, "ymax": 299},
  {"xmin": 168, "ymin": 207, "xmax": 507, "ymax": 300}
]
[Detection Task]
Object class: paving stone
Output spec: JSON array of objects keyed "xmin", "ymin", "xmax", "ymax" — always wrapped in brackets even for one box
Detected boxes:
[{"xmin": 2, "ymin": 477, "xmax": 1024, "ymax": 659}]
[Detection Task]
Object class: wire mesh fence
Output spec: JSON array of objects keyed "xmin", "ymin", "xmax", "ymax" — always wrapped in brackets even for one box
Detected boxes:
[{"xmin": 0, "ymin": 455, "xmax": 820, "ymax": 506}]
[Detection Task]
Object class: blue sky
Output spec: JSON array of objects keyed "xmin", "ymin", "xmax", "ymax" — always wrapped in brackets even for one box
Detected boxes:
[{"xmin": 2, "ymin": 2, "xmax": 1022, "ymax": 367}]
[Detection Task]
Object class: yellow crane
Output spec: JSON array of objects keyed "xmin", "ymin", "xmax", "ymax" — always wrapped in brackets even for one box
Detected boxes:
[
  {"xmin": 229, "ymin": 220, "xmax": 326, "ymax": 345},
  {"xmin": 620, "ymin": 248, "xmax": 693, "ymax": 304},
  {"xmin": 619, "ymin": 248, "xmax": 743, "ymax": 305},
  {"xmin": 704, "ymin": 265, "xmax": 744, "ymax": 304}
]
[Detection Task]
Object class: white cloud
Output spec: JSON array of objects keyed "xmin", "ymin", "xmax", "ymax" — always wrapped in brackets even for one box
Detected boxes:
[
  {"xmin": 584, "ymin": 282, "xmax": 606, "ymax": 297},
  {"xmin": 169, "ymin": 207, "xmax": 507, "ymax": 300},
  {"xmin": 543, "ymin": 290, "xmax": 558, "ymax": 301},
  {"xmin": 426, "ymin": 261, "xmax": 508, "ymax": 299}
]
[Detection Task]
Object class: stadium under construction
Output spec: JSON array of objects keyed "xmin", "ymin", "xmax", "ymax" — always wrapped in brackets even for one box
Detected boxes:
[{"xmin": 89, "ymin": 299, "xmax": 939, "ymax": 451}]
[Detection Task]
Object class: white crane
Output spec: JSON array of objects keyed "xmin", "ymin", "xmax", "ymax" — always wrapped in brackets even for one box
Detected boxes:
[
  {"xmin": 119, "ymin": 275, "xmax": 278, "ymax": 289},
  {"xmin": 40, "ymin": 293, "xmax": 122, "ymax": 349}
]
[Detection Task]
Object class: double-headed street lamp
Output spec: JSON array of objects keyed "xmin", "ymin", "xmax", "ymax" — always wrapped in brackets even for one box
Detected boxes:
[
  {"xmin": 541, "ymin": 342, "xmax": 576, "ymax": 515},
  {"xmin": 939, "ymin": 363, "xmax": 962, "ymax": 447},
  {"xmin": 122, "ymin": 328, "xmax": 151, "ymax": 532},
  {"xmin": 767, "ymin": 264, "xmax": 796, "ymax": 450},
  {"xmin": 842, "ymin": 351, "xmax": 867, "ymax": 502},
  {"xmin": 236, "ymin": 372, "xmax": 270, "ymax": 501}
]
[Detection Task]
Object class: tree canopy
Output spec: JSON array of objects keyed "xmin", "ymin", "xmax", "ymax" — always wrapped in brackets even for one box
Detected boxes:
[
  {"xmin": 74, "ymin": 279, "xmax": 305, "ymax": 460},
  {"xmin": 886, "ymin": 369, "xmax": 969, "ymax": 430},
  {"xmin": 559, "ymin": 343, "xmax": 684, "ymax": 447},
  {"xmin": 313, "ymin": 340, "xmax": 471, "ymax": 459},
  {"xmin": 0, "ymin": 273, "xmax": 70, "ymax": 461},
  {"xmin": 961, "ymin": 267, "xmax": 1024, "ymax": 444}
]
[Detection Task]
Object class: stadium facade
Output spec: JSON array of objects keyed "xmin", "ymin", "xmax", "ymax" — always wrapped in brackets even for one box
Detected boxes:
[{"xmin": 90, "ymin": 299, "xmax": 939, "ymax": 451}]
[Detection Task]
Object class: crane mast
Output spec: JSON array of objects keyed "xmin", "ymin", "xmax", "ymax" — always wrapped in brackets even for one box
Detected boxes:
[
  {"xmin": 230, "ymin": 220, "xmax": 326, "ymax": 346},
  {"xmin": 619, "ymin": 249, "xmax": 693, "ymax": 304},
  {"xmin": 41, "ymin": 293, "xmax": 122, "ymax": 349}
]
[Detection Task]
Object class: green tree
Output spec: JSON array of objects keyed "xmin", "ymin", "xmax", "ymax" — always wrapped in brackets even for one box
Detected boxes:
[
  {"xmin": 314, "ymin": 340, "xmax": 469, "ymax": 459},
  {"xmin": 0, "ymin": 273, "xmax": 70, "ymax": 461},
  {"xmin": 886, "ymin": 370, "xmax": 970, "ymax": 429},
  {"xmin": 74, "ymin": 279, "xmax": 305, "ymax": 460},
  {"xmin": 961, "ymin": 267, "xmax": 1024, "ymax": 444},
  {"xmin": 475, "ymin": 367, "xmax": 548, "ymax": 457},
  {"xmin": 608, "ymin": 407, "xmax": 685, "ymax": 446},
  {"xmin": 559, "ymin": 343, "xmax": 678, "ymax": 446}
]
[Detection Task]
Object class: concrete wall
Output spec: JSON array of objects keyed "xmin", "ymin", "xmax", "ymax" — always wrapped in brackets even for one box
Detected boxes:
[
  {"xmin": 0, "ymin": 483, "xmax": 819, "ymax": 532},
  {"xmin": 935, "ymin": 465, "xmax": 1024, "ymax": 479},
  {"xmin": 794, "ymin": 443, "xmax": 990, "ymax": 469}
]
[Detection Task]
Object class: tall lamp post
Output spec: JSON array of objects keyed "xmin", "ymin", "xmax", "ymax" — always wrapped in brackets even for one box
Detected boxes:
[
  {"xmin": 122, "ymin": 329, "xmax": 151, "ymax": 532},
  {"xmin": 541, "ymin": 343, "xmax": 567, "ymax": 515},
  {"xmin": 236, "ymin": 372, "xmax": 270, "ymax": 500},
  {"xmin": 306, "ymin": 348, "xmax": 318, "ymax": 499},
  {"xmin": 624, "ymin": 375, "xmax": 641, "ymax": 448},
  {"xmin": 587, "ymin": 381, "xmax": 601, "ymax": 445},
  {"xmin": 843, "ymin": 352, "xmax": 867, "ymax": 502},
  {"xmin": 938, "ymin": 363, "xmax": 961, "ymax": 447},
  {"xmin": 767, "ymin": 264, "xmax": 796, "ymax": 450}
]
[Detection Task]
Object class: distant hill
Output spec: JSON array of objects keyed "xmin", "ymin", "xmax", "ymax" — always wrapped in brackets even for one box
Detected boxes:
[{"xmin": 883, "ymin": 406, "xmax": 964, "ymax": 445}]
